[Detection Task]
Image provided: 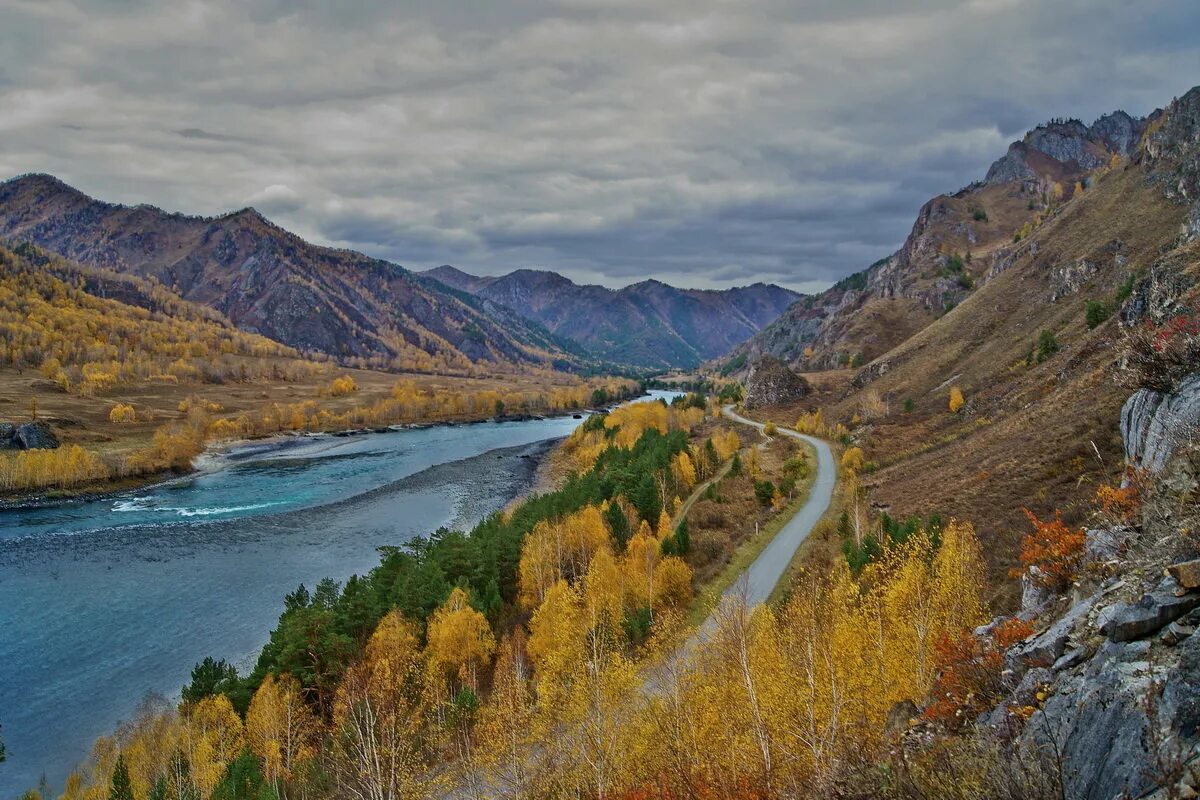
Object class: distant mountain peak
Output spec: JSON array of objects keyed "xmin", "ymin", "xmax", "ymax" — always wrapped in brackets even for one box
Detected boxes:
[{"xmin": 420, "ymin": 265, "xmax": 802, "ymax": 368}]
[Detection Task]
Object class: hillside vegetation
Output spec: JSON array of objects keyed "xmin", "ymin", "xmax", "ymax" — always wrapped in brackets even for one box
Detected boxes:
[{"xmin": 0, "ymin": 175, "xmax": 582, "ymax": 374}]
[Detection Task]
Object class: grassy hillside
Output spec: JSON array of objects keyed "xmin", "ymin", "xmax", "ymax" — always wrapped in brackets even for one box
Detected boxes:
[{"xmin": 754, "ymin": 159, "xmax": 1195, "ymax": 607}]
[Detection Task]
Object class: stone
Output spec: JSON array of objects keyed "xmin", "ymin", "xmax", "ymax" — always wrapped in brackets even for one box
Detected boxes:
[
  {"xmin": 14, "ymin": 421, "xmax": 58, "ymax": 450},
  {"xmin": 1099, "ymin": 586, "xmax": 1200, "ymax": 642},
  {"xmin": 1169, "ymin": 559, "xmax": 1200, "ymax": 590},
  {"xmin": 885, "ymin": 699, "xmax": 919, "ymax": 737},
  {"xmin": 1020, "ymin": 567, "xmax": 1055, "ymax": 616},
  {"xmin": 1161, "ymin": 621, "xmax": 1196, "ymax": 646},
  {"xmin": 742, "ymin": 355, "xmax": 810, "ymax": 410},
  {"xmin": 0, "ymin": 421, "xmax": 58, "ymax": 450},
  {"xmin": 1011, "ymin": 667, "xmax": 1053, "ymax": 707},
  {"xmin": 1009, "ymin": 594, "xmax": 1096, "ymax": 670},
  {"xmin": 1053, "ymin": 646, "xmax": 1090, "ymax": 672}
]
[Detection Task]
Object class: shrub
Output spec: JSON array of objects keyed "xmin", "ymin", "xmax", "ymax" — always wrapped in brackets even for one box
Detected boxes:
[
  {"xmin": 329, "ymin": 375, "xmax": 358, "ymax": 397},
  {"xmin": 1085, "ymin": 299, "xmax": 1113, "ymax": 329},
  {"xmin": 108, "ymin": 403, "xmax": 137, "ymax": 423},
  {"xmin": 945, "ymin": 253, "xmax": 965, "ymax": 274},
  {"xmin": 903, "ymin": 397, "xmax": 915, "ymax": 413},
  {"xmin": 1034, "ymin": 329, "xmax": 1059, "ymax": 362},
  {"xmin": 753, "ymin": 479, "xmax": 776, "ymax": 507},
  {"xmin": 948, "ymin": 386, "xmax": 965, "ymax": 413},
  {"xmin": 763, "ymin": 421, "xmax": 777, "ymax": 436},
  {"xmin": 1012, "ymin": 508, "xmax": 1086, "ymax": 589},
  {"xmin": 1121, "ymin": 308, "xmax": 1200, "ymax": 392},
  {"xmin": 972, "ymin": 208, "xmax": 989, "ymax": 222}
]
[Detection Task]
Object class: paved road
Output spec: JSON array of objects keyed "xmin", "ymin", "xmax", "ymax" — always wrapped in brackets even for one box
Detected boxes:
[{"xmin": 712, "ymin": 406, "xmax": 837, "ymax": 610}]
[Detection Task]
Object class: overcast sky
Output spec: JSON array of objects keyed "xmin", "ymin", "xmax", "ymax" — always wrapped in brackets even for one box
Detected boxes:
[{"xmin": 1, "ymin": 0, "xmax": 1197, "ymax": 292}]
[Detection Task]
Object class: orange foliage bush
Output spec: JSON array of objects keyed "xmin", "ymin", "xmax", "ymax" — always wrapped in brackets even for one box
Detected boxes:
[
  {"xmin": 1096, "ymin": 479, "xmax": 1140, "ymax": 523},
  {"xmin": 923, "ymin": 631, "xmax": 1006, "ymax": 730},
  {"xmin": 1012, "ymin": 508, "xmax": 1086, "ymax": 589},
  {"xmin": 992, "ymin": 616, "xmax": 1035, "ymax": 649}
]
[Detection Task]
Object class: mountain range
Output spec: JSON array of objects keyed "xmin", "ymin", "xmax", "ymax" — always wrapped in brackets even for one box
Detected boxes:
[
  {"xmin": 0, "ymin": 175, "xmax": 799, "ymax": 373},
  {"xmin": 0, "ymin": 175, "xmax": 580, "ymax": 374},
  {"xmin": 422, "ymin": 265, "xmax": 800, "ymax": 369}
]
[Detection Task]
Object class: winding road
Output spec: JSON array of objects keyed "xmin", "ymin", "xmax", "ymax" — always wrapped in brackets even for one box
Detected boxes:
[{"xmin": 710, "ymin": 406, "xmax": 837, "ymax": 610}]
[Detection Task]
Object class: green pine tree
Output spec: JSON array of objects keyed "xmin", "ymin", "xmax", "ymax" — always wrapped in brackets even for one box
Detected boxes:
[{"xmin": 110, "ymin": 754, "xmax": 134, "ymax": 800}]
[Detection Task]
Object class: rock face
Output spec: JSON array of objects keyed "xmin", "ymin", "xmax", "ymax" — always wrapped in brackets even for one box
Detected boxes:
[
  {"xmin": 742, "ymin": 356, "xmax": 809, "ymax": 409},
  {"xmin": 0, "ymin": 421, "xmax": 59, "ymax": 451},
  {"xmin": 985, "ymin": 383, "xmax": 1200, "ymax": 800},
  {"xmin": 1121, "ymin": 374, "xmax": 1200, "ymax": 472}
]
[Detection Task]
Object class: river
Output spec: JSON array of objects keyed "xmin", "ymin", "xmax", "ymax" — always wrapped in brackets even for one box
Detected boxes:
[{"xmin": 0, "ymin": 392, "xmax": 676, "ymax": 798}]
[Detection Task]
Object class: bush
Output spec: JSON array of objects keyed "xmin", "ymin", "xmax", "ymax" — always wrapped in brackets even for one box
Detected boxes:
[
  {"xmin": 1085, "ymin": 299, "xmax": 1113, "ymax": 329},
  {"xmin": 948, "ymin": 386, "xmax": 965, "ymax": 413},
  {"xmin": 1034, "ymin": 329, "xmax": 1059, "ymax": 362},
  {"xmin": 763, "ymin": 421, "xmax": 777, "ymax": 436},
  {"xmin": 753, "ymin": 479, "xmax": 776, "ymax": 507},
  {"xmin": 329, "ymin": 375, "xmax": 358, "ymax": 397},
  {"xmin": 972, "ymin": 208, "xmax": 988, "ymax": 222},
  {"xmin": 903, "ymin": 397, "xmax": 915, "ymax": 413},
  {"xmin": 108, "ymin": 403, "xmax": 137, "ymax": 423},
  {"xmin": 1012, "ymin": 508, "xmax": 1086, "ymax": 590},
  {"xmin": 1121, "ymin": 308, "xmax": 1200, "ymax": 392}
]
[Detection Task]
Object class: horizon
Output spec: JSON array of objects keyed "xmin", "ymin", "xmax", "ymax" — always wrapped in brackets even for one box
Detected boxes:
[{"xmin": 2, "ymin": 1, "xmax": 1198, "ymax": 292}]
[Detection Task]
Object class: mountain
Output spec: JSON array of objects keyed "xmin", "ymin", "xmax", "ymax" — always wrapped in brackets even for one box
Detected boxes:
[
  {"xmin": 0, "ymin": 175, "xmax": 578, "ymax": 374},
  {"xmin": 422, "ymin": 265, "xmax": 802, "ymax": 369},
  {"xmin": 729, "ymin": 110, "xmax": 1151, "ymax": 372},
  {"xmin": 744, "ymin": 86, "xmax": 1200, "ymax": 603}
]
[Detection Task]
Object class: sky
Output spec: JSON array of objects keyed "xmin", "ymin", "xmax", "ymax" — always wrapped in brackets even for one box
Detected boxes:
[{"xmin": 1, "ymin": 1, "xmax": 1198, "ymax": 293}]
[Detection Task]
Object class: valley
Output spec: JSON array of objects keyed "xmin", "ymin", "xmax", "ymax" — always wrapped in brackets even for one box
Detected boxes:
[{"xmin": 0, "ymin": 10, "xmax": 1198, "ymax": 798}]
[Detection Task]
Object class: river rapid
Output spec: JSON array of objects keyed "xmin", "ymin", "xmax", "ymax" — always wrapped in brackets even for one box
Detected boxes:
[{"xmin": 0, "ymin": 392, "xmax": 676, "ymax": 797}]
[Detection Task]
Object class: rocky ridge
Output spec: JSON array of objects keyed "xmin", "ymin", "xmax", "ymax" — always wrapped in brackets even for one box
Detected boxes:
[
  {"xmin": 725, "ymin": 103, "xmax": 1168, "ymax": 373},
  {"xmin": 0, "ymin": 175, "xmax": 578, "ymax": 373}
]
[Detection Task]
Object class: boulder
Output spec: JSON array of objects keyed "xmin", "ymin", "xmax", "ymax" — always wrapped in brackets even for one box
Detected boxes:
[
  {"xmin": 1169, "ymin": 559, "xmax": 1200, "ymax": 590},
  {"xmin": 743, "ymin": 355, "xmax": 810, "ymax": 410},
  {"xmin": 0, "ymin": 421, "xmax": 59, "ymax": 450},
  {"xmin": 1099, "ymin": 582, "xmax": 1200, "ymax": 642},
  {"xmin": 15, "ymin": 422, "xmax": 59, "ymax": 450}
]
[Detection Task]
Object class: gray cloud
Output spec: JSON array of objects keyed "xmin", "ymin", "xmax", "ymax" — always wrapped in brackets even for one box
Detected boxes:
[{"xmin": 0, "ymin": 0, "xmax": 1197, "ymax": 292}]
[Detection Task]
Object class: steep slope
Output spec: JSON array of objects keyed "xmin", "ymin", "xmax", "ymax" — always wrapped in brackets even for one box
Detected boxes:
[
  {"xmin": 731, "ymin": 111, "xmax": 1149, "ymax": 372},
  {"xmin": 0, "ymin": 176, "xmax": 577, "ymax": 374},
  {"xmin": 421, "ymin": 266, "xmax": 801, "ymax": 369},
  {"xmin": 754, "ymin": 87, "xmax": 1200, "ymax": 606}
]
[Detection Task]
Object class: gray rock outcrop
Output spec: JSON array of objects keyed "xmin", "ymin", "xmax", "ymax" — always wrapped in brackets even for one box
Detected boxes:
[
  {"xmin": 0, "ymin": 421, "xmax": 59, "ymax": 451},
  {"xmin": 742, "ymin": 355, "xmax": 810, "ymax": 410},
  {"xmin": 1121, "ymin": 374, "xmax": 1200, "ymax": 472}
]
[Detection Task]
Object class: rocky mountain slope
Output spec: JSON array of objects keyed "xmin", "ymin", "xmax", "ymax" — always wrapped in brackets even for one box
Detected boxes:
[
  {"xmin": 0, "ymin": 175, "xmax": 578, "ymax": 374},
  {"xmin": 729, "ymin": 110, "xmax": 1152, "ymax": 372},
  {"xmin": 423, "ymin": 265, "xmax": 801, "ymax": 369},
  {"xmin": 751, "ymin": 86, "xmax": 1200, "ymax": 604}
]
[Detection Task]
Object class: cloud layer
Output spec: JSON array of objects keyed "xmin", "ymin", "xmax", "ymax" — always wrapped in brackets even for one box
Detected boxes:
[{"xmin": 2, "ymin": 0, "xmax": 1197, "ymax": 291}]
